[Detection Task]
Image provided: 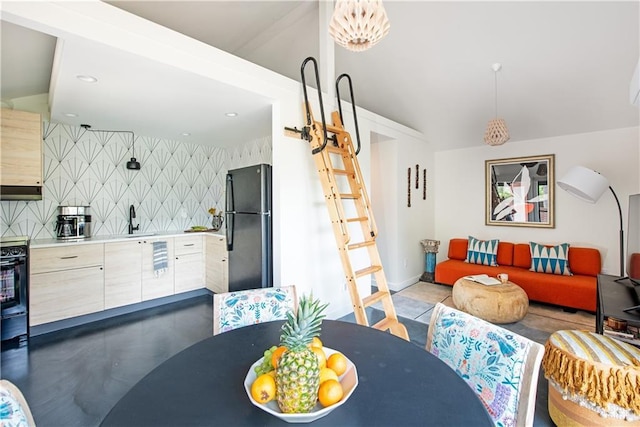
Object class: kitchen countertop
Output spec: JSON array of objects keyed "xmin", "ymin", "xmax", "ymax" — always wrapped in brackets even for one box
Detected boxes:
[{"xmin": 30, "ymin": 230, "xmax": 225, "ymax": 248}]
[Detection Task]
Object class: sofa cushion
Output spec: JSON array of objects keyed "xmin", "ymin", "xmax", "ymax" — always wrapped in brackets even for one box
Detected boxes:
[
  {"xmin": 567, "ymin": 247, "xmax": 601, "ymax": 277},
  {"xmin": 496, "ymin": 242, "xmax": 514, "ymax": 267},
  {"xmin": 507, "ymin": 268, "xmax": 596, "ymax": 312},
  {"xmin": 513, "ymin": 244, "xmax": 532, "ymax": 269},
  {"xmin": 465, "ymin": 236, "xmax": 499, "ymax": 266},
  {"xmin": 530, "ymin": 242, "xmax": 572, "ymax": 276},
  {"xmin": 448, "ymin": 239, "xmax": 514, "ymax": 266},
  {"xmin": 448, "ymin": 238, "xmax": 469, "ymax": 261}
]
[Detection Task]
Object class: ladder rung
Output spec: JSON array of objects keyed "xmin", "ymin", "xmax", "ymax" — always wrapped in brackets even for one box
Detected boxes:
[
  {"xmin": 347, "ymin": 241, "xmax": 375, "ymax": 250},
  {"xmin": 326, "ymin": 145, "xmax": 347, "ymax": 154},
  {"xmin": 372, "ymin": 317, "xmax": 399, "ymax": 332},
  {"xmin": 322, "ymin": 123, "xmax": 345, "ymax": 134},
  {"xmin": 346, "ymin": 216, "xmax": 368, "ymax": 223},
  {"xmin": 339, "ymin": 193, "xmax": 360, "ymax": 199},
  {"xmin": 362, "ymin": 290, "xmax": 389, "ymax": 307},
  {"xmin": 355, "ymin": 265, "xmax": 382, "ymax": 278},
  {"xmin": 332, "ymin": 168, "xmax": 349, "ymax": 175}
]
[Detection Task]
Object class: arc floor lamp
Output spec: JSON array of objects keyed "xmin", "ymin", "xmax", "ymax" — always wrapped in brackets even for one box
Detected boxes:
[{"xmin": 557, "ymin": 165, "xmax": 623, "ymax": 277}]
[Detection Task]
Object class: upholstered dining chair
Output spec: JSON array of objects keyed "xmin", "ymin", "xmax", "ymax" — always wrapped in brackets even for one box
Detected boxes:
[
  {"xmin": 1, "ymin": 379, "xmax": 36, "ymax": 426},
  {"xmin": 426, "ymin": 303, "xmax": 544, "ymax": 427},
  {"xmin": 213, "ymin": 286, "xmax": 297, "ymax": 335}
]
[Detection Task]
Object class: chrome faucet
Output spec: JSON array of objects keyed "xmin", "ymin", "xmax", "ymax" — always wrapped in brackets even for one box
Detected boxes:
[{"xmin": 128, "ymin": 204, "xmax": 139, "ymax": 234}]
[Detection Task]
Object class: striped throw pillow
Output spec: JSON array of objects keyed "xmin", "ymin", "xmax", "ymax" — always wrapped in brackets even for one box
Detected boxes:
[
  {"xmin": 465, "ymin": 236, "xmax": 499, "ymax": 266},
  {"xmin": 529, "ymin": 242, "xmax": 572, "ymax": 276}
]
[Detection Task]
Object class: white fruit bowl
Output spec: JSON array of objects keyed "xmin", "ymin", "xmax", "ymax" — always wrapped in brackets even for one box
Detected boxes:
[{"xmin": 244, "ymin": 347, "xmax": 358, "ymax": 423}]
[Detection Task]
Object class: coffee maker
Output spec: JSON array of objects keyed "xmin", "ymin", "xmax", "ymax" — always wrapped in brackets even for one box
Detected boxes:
[{"xmin": 55, "ymin": 206, "xmax": 92, "ymax": 239}]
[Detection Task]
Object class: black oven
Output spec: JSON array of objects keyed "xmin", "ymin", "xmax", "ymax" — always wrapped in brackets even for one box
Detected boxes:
[{"xmin": 1, "ymin": 237, "xmax": 29, "ymax": 345}]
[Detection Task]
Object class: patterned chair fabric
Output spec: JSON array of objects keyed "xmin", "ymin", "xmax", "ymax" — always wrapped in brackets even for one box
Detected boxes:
[
  {"xmin": 0, "ymin": 380, "xmax": 36, "ymax": 427},
  {"xmin": 213, "ymin": 286, "xmax": 297, "ymax": 335},
  {"xmin": 426, "ymin": 303, "xmax": 544, "ymax": 427}
]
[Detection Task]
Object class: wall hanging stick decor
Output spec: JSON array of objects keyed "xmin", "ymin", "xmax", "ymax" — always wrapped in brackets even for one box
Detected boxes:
[
  {"xmin": 407, "ymin": 167, "xmax": 411, "ymax": 207},
  {"xmin": 423, "ymin": 168, "xmax": 427, "ymax": 200},
  {"xmin": 415, "ymin": 164, "xmax": 419, "ymax": 189}
]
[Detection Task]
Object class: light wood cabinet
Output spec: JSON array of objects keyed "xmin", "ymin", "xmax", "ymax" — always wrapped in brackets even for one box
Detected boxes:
[
  {"xmin": 30, "ymin": 244, "xmax": 104, "ymax": 326},
  {"xmin": 174, "ymin": 235, "xmax": 204, "ymax": 293},
  {"xmin": 30, "ymin": 244, "xmax": 104, "ymax": 274},
  {"xmin": 142, "ymin": 237, "xmax": 174, "ymax": 300},
  {"xmin": 0, "ymin": 108, "xmax": 43, "ymax": 186},
  {"xmin": 104, "ymin": 240, "xmax": 142, "ymax": 309},
  {"xmin": 206, "ymin": 235, "xmax": 228, "ymax": 294}
]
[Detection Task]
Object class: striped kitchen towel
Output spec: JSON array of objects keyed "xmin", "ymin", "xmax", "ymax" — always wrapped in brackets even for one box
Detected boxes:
[{"xmin": 153, "ymin": 241, "xmax": 168, "ymax": 277}]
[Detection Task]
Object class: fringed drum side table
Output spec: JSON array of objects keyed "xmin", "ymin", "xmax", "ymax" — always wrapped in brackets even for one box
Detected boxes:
[{"xmin": 542, "ymin": 330, "xmax": 640, "ymax": 426}]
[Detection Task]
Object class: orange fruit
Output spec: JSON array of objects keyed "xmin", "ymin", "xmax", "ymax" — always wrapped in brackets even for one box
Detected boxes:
[
  {"xmin": 271, "ymin": 346, "xmax": 287, "ymax": 369},
  {"xmin": 327, "ymin": 352, "xmax": 348, "ymax": 376},
  {"xmin": 251, "ymin": 373, "xmax": 276, "ymax": 404},
  {"xmin": 319, "ymin": 367, "xmax": 339, "ymax": 384},
  {"xmin": 311, "ymin": 346, "xmax": 326, "ymax": 369},
  {"xmin": 318, "ymin": 379, "xmax": 343, "ymax": 407},
  {"xmin": 310, "ymin": 336, "xmax": 323, "ymax": 349}
]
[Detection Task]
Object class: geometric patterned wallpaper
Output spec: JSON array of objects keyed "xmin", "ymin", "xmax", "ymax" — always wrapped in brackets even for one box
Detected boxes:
[{"xmin": 0, "ymin": 121, "xmax": 271, "ymax": 240}]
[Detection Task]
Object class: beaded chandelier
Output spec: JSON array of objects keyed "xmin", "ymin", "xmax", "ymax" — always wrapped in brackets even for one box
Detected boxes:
[
  {"xmin": 329, "ymin": 0, "xmax": 390, "ymax": 52},
  {"xmin": 484, "ymin": 63, "xmax": 510, "ymax": 146}
]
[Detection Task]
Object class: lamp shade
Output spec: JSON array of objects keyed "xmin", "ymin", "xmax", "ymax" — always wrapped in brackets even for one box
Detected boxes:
[
  {"xmin": 329, "ymin": 0, "xmax": 390, "ymax": 52},
  {"xmin": 557, "ymin": 165, "xmax": 609, "ymax": 203}
]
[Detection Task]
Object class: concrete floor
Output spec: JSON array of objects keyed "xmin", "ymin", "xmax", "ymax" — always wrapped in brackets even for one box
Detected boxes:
[{"xmin": 0, "ymin": 283, "xmax": 595, "ymax": 426}]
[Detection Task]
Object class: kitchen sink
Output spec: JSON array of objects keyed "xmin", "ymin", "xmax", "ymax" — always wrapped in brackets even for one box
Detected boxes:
[{"xmin": 119, "ymin": 232, "xmax": 157, "ymax": 238}]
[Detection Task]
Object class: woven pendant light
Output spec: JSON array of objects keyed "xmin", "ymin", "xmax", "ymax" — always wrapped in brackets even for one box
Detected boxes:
[
  {"xmin": 329, "ymin": 0, "xmax": 390, "ymax": 52},
  {"xmin": 484, "ymin": 63, "xmax": 510, "ymax": 146}
]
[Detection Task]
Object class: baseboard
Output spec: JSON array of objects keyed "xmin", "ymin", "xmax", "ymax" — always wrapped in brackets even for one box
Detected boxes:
[{"xmin": 386, "ymin": 275, "xmax": 421, "ymax": 292}]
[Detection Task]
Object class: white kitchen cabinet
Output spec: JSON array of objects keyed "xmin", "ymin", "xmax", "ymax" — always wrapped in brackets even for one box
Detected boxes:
[
  {"xmin": 174, "ymin": 235, "xmax": 204, "ymax": 293},
  {"xmin": 142, "ymin": 237, "xmax": 174, "ymax": 300},
  {"xmin": 30, "ymin": 244, "xmax": 104, "ymax": 326},
  {"xmin": 0, "ymin": 108, "xmax": 43, "ymax": 187},
  {"xmin": 104, "ymin": 240, "xmax": 142, "ymax": 309},
  {"xmin": 205, "ymin": 235, "xmax": 228, "ymax": 294}
]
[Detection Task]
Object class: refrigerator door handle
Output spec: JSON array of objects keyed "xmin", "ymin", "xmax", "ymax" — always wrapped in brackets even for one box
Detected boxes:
[{"xmin": 226, "ymin": 174, "xmax": 234, "ymax": 251}]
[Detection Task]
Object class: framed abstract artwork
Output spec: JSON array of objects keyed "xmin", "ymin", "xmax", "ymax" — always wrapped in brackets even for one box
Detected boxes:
[{"xmin": 486, "ymin": 154, "xmax": 555, "ymax": 228}]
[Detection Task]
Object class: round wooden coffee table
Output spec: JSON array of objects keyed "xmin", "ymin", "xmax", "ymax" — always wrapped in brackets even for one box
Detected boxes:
[{"xmin": 452, "ymin": 277, "xmax": 529, "ymax": 323}]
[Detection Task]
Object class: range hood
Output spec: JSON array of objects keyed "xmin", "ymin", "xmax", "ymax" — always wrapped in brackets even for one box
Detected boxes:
[{"xmin": 1, "ymin": 185, "xmax": 43, "ymax": 201}]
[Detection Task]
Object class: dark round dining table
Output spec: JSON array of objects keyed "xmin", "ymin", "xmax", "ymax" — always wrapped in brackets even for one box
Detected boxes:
[{"xmin": 101, "ymin": 319, "xmax": 492, "ymax": 426}]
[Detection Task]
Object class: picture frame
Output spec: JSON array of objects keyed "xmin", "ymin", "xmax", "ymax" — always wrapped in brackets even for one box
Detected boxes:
[{"xmin": 485, "ymin": 154, "xmax": 555, "ymax": 228}]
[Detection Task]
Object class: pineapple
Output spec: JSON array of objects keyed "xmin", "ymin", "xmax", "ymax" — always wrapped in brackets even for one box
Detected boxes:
[{"xmin": 276, "ymin": 295, "xmax": 328, "ymax": 413}]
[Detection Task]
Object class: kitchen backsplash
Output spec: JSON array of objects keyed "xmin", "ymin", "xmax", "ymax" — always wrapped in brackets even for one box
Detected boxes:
[{"xmin": 0, "ymin": 121, "xmax": 271, "ymax": 239}]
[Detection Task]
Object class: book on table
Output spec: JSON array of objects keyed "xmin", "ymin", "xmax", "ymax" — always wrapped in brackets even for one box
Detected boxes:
[{"xmin": 464, "ymin": 274, "xmax": 501, "ymax": 286}]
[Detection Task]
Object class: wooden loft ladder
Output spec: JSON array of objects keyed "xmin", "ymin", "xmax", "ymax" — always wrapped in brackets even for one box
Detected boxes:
[{"xmin": 285, "ymin": 57, "xmax": 409, "ymax": 341}]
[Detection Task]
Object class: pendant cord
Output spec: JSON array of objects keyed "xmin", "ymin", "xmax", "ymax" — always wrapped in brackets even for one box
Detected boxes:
[{"xmin": 494, "ymin": 71, "xmax": 498, "ymax": 119}]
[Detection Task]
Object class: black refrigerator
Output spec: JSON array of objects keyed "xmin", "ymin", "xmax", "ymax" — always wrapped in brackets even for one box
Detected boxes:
[{"xmin": 225, "ymin": 164, "xmax": 272, "ymax": 291}]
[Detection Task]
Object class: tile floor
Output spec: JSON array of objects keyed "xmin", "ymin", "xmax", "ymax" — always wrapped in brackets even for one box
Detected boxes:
[{"xmin": 0, "ymin": 281, "xmax": 596, "ymax": 426}]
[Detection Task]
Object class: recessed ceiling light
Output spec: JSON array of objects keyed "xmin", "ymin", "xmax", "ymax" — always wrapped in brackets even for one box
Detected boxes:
[
  {"xmin": 181, "ymin": 132, "xmax": 191, "ymax": 137},
  {"xmin": 64, "ymin": 113, "xmax": 78, "ymax": 117},
  {"xmin": 225, "ymin": 112, "xmax": 238, "ymax": 117},
  {"xmin": 76, "ymin": 75, "xmax": 98, "ymax": 83}
]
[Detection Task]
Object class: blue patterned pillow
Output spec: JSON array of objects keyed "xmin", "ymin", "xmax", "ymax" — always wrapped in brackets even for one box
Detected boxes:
[
  {"xmin": 529, "ymin": 242, "xmax": 572, "ymax": 276},
  {"xmin": 465, "ymin": 236, "xmax": 499, "ymax": 266}
]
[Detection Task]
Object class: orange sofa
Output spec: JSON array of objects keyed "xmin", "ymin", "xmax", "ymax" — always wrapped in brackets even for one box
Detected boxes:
[{"xmin": 435, "ymin": 238, "xmax": 602, "ymax": 312}]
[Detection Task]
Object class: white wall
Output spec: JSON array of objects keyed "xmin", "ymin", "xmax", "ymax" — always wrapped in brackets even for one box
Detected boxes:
[
  {"xmin": 434, "ymin": 126, "xmax": 640, "ymax": 276},
  {"xmin": 371, "ymin": 134, "xmax": 435, "ymax": 291},
  {"xmin": 2, "ymin": 2, "xmax": 429, "ymax": 320},
  {"xmin": 274, "ymin": 93, "xmax": 429, "ymax": 318}
]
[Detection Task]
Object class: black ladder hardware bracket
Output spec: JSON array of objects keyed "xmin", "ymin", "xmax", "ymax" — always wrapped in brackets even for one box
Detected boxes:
[
  {"xmin": 300, "ymin": 57, "xmax": 329, "ymax": 154},
  {"xmin": 335, "ymin": 73, "xmax": 361, "ymax": 155},
  {"xmin": 283, "ymin": 126, "xmax": 311, "ymax": 142}
]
